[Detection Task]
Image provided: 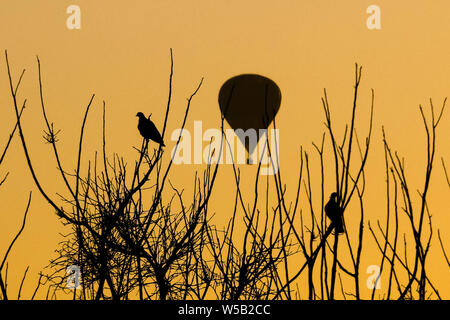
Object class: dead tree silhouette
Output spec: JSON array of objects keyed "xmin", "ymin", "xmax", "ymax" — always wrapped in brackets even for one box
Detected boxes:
[
  {"xmin": 204, "ymin": 166, "xmax": 295, "ymax": 300},
  {"xmin": 5, "ymin": 49, "xmax": 218, "ymax": 300},
  {"xmin": 0, "ymin": 63, "xmax": 33, "ymax": 300},
  {"xmin": 267, "ymin": 65, "xmax": 373, "ymax": 300},
  {"xmin": 5, "ymin": 50, "xmax": 449, "ymax": 300},
  {"xmin": 369, "ymin": 100, "xmax": 446, "ymax": 300}
]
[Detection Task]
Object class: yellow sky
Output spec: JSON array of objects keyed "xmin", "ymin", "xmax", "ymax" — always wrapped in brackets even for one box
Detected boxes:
[{"xmin": 0, "ymin": 0, "xmax": 449, "ymax": 299}]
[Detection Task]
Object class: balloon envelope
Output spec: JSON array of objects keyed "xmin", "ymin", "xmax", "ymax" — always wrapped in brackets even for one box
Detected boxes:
[{"xmin": 218, "ymin": 74, "xmax": 281, "ymax": 155}]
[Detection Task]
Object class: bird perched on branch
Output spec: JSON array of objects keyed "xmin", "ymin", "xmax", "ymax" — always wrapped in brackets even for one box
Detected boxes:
[
  {"xmin": 136, "ymin": 112, "xmax": 165, "ymax": 147},
  {"xmin": 325, "ymin": 192, "xmax": 344, "ymax": 234}
]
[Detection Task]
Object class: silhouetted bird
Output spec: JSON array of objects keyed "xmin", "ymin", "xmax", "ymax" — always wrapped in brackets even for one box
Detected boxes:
[
  {"xmin": 136, "ymin": 112, "xmax": 165, "ymax": 147},
  {"xmin": 325, "ymin": 192, "xmax": 344, "ymax": 234}
]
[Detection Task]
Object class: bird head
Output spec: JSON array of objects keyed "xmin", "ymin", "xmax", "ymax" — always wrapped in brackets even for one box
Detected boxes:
[
  {"xmin": 330, "ymin": 192, "xmax": 339, "ymax": 199},
  {"xmin": 136, "ymin": 112, "xmax": 145, "ymax": 119}
]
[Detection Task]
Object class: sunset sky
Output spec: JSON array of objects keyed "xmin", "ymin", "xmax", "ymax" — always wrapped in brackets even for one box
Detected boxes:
[{"xmin": 0, "ymin": 0, "xmax": 449, "ymax": 299}]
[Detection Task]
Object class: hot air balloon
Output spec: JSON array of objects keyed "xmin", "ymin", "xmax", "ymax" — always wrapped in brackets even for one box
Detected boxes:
[{"xmin": 218, "ymin": 74, "xmax": 281, "ymax": 164}]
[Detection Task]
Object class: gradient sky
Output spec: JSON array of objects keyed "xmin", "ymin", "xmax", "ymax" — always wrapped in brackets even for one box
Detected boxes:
[{"xmin": 0, "ymin": 0, "xmax": 449, "ymax": 299}]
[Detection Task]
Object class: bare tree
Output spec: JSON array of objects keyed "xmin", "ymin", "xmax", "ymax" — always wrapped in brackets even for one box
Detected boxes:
[
  {"xmin": 0, "ymin": 60, "xmax": 32, "ymax": 300},
  {"xmin": 370, "ymin": 99, "xmax": 446, "ymax": 300},
  {"xmin": 267, "ymin": 64, "xmax": 373, "ymax": 300},
  {"xmin": 4, "ymin": 50, "xmax": 448, "ymax": 300}
]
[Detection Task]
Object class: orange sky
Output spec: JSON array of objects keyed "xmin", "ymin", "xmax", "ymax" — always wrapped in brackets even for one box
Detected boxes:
[{"xmin": 0, "ymin": 0, "xmax": 449, "ymax": 299}]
